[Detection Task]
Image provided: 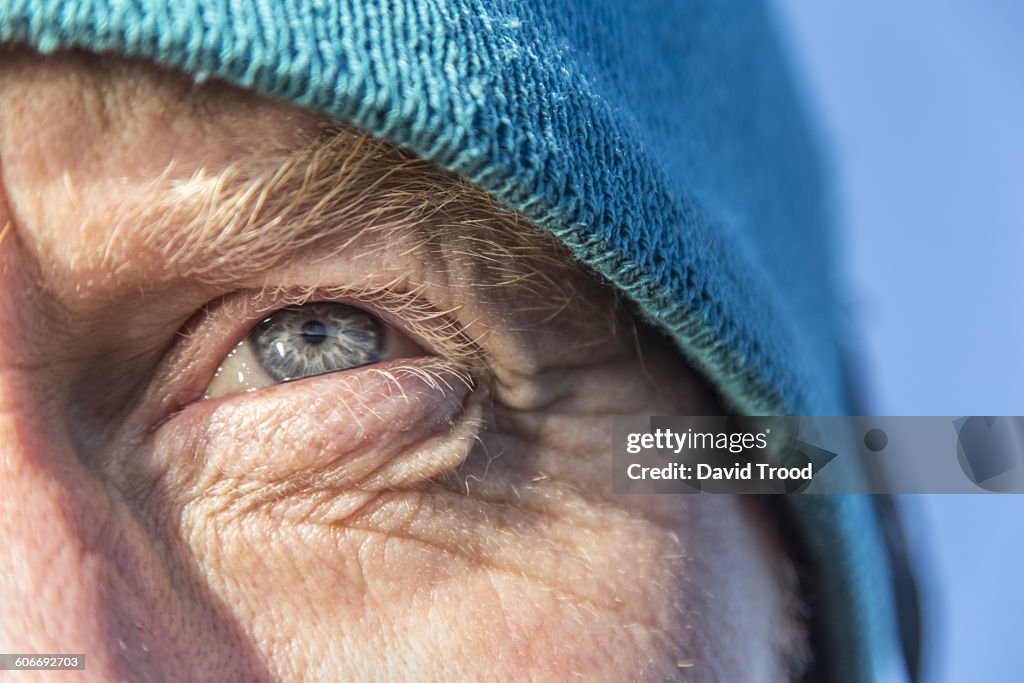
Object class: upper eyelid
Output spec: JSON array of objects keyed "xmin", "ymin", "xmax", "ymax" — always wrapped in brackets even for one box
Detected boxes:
[{"xmin": 215, "ymin": 283, "xmax": 484, "ymax": 371}]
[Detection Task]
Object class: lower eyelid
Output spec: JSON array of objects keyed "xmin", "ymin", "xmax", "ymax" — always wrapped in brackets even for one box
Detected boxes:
[{"xmin": 156, "ymin": 358, "xmax": 482, "ymax": 489}]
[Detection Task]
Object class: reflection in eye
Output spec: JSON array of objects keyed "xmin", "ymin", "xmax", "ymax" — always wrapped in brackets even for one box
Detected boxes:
[
  {"xmin": 249, "ymin": 302, "xmax": 384, "ymax": 382},
  {"xmin": 204, "ymin": 301, "xmax": 397, "ymax": 400}
]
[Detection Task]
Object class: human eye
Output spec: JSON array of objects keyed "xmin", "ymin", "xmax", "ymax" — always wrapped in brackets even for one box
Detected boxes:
[
  {"xmin": 136, "ymin": 287, "xmax": 487, "ymax": 491},
  {"xmin": 204, "ymin": 299, "xmax": 427, "ymax": 399}
]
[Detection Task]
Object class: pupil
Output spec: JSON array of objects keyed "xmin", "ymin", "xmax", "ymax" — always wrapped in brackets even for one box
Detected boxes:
[{"xmin": 300, "ymin": 320, "xmax": 329, "ymax": 345}]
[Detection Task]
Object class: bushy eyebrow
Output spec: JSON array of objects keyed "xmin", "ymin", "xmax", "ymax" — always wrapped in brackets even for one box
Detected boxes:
[{"xmin": 114, "ymin": 127, "xmax": 571, "ymax": 293}]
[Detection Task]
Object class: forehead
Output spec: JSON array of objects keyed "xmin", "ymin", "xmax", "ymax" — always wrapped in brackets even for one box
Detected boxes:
[
  {"xmin": 0, "ymin": 50, "xmax": 601, "ymax": 348},
  {"xmin": 0, "ymin": 51, "xmax": 322, "ymax": 176},
  {"xmin": 0, "ymin": 51, "xmax": 323, "ymax": 281}
]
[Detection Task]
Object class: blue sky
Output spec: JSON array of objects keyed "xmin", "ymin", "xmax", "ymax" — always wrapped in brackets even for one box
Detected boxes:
[{"xmin": 772, "ymin": 3, "xmax": 1024, "ymax": 681}]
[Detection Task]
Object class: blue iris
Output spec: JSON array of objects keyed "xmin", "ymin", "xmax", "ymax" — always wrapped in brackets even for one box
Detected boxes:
[{"xmin": 249, "ymin": 302, "xmax": 384, "ymax": 382}]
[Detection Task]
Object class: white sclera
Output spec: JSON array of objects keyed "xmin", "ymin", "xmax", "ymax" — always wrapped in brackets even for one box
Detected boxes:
[{"xmin": 204, "ymin": 340, "xmax": 277, "ymax": 399}]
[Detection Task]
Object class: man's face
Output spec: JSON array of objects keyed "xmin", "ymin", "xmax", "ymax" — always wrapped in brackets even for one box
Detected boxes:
[{"xmin": 0, "ymin": 52, "xmax": 805, "ymax": 681}]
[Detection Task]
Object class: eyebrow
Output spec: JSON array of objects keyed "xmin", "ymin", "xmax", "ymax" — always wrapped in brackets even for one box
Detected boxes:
[{"xmin": 116, "ymin": 127, "xmax": 557, "ymax": 291}]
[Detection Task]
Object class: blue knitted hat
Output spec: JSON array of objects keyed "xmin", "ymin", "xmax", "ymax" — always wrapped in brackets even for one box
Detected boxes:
[{"xmin": 0, "ymin": 0, "xmax": 908, "ymax": 680}]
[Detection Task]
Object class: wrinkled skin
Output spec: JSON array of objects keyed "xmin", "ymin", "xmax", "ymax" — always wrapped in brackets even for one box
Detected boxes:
[{"xmin": 0, "ymin": 52, "xmax": 803, "ymax": 682}]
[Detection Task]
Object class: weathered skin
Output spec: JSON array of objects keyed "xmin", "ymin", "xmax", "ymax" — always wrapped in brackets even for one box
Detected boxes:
[{"xmin": 0, "ymin": 51, "xmax": 804, "ymax": 682}]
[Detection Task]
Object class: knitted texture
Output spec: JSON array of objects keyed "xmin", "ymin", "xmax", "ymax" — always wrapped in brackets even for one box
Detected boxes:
[
  {"xmin": 1, "ymin": 0, "xmax": 844, "ymax": 416},
  {"xmin": 0, "ymin": 1, "xmax": 903, "ymax": 680}
]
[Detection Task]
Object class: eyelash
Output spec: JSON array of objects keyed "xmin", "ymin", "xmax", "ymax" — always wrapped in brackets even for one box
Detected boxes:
[
  {"xmin": 168, "ymin": 284, "xmax": 483, "ymax": 409},
  {"xmin": 248, "ymin": 285, "xmax": 483, "ymax": 367}
]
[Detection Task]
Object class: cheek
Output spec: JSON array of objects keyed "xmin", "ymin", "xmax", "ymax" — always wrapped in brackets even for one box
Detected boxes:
[
  {"xmin": 172, "ymin": 481, "xmax": 705, "ymax": 682},
  {"xmin": 0, "ymin": 389, "xmax": 275, "ymax": 681},
  {"xmin": 133, "ymin": 403, "xmax": 768, "ymax": 681},
  {"xmin": 96, "ymin": 347, "xmax": 794, "ymax": 682}
]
